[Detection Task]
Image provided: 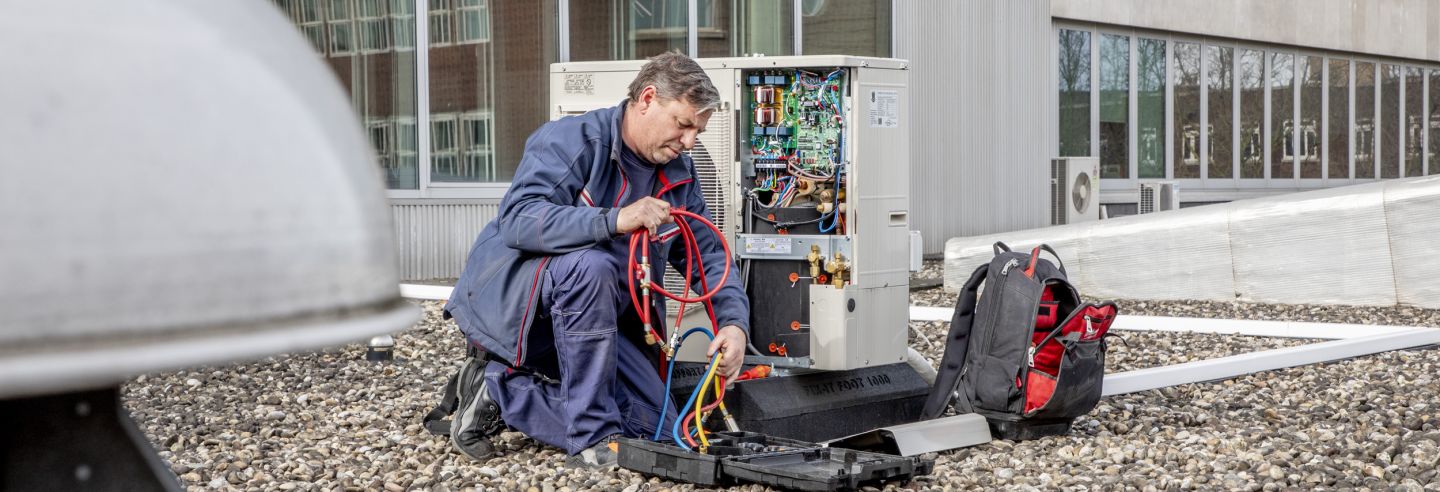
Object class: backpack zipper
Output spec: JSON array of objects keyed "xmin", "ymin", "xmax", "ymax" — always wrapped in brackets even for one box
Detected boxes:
[
  {"xmin": 969, "ymin": 256, "xmax": 1021, "ymax": 412},
  {"xmin": 1000, "ymin": 258, "xmax": 1020, "ymax": 276}
]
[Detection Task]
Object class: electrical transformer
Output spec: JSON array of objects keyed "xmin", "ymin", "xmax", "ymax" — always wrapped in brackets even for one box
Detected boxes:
[{"xmin": 550, "ymin": 56, "xmax": 910, "ymax": 372}]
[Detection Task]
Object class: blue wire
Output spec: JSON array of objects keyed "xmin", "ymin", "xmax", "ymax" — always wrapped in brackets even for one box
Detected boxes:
[
  {"xmin": 652, "ymin": 327, "xmax": 715, "ymax": 442},
  {"xmin": 818, "ymin": 209, "xmax": 837, "ymax": 233}
]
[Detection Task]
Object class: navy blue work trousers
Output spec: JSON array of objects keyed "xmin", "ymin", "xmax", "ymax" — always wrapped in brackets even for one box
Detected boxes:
[{"xmin": 483, "ymin": 248, "xmax": 680, "ymax": 455}]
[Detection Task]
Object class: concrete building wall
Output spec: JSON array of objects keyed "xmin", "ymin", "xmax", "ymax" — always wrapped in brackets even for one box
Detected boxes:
[
  {"xmin": 897, "ymin": 0, "xmax": 1055, "ymax": 254},
  {"xmin": 1053, "ymin": 0, "xmax": 1440, "ymax": 63}
]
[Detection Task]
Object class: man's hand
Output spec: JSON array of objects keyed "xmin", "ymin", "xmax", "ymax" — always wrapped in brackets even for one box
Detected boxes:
[
  {"xmin": 706, "ymin": 325, "xmax": 747, "ymax": 382},
  {"xmin": 615, "ymin": 197, "xmax": 673, "ymax": 235}
]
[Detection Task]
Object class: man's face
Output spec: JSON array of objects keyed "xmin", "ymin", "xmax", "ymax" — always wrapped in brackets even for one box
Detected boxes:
[{"xmin": 628, "ymin": 86, "xmax": 712, "ymax": 165}]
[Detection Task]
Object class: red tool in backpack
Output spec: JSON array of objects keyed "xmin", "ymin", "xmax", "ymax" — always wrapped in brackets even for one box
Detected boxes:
[{"xmin": 1024, "ymin": 297, "xmax": 1116, "ymax": 414}]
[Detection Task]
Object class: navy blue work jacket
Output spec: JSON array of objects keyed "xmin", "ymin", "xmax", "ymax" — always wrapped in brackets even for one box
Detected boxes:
[{"xmin": 444, "ymin": 101, "xmax": 749, "ymax": 365}]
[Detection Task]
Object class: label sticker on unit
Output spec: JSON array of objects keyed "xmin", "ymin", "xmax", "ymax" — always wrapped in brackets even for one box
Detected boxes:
[
  {"xmin": 564, "ymin": 74, "xmax": 594, "ymax": 95},
  {"xmin": 868, "ymin": 90, "xmax": 899, "ymax": 128},
  {"xmin": 744, "ymin": 237, "xmax": 792, "ymax": 255}
]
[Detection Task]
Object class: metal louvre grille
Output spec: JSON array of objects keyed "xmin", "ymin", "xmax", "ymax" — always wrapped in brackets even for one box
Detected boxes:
[
  {"xmin": 663, "ymin": 107, "xmax": 734, "ymax": 311},
  {"xmin": 1139, "ymin": 184, "xmax": 1157, "ymax": 214},
  {"xmin": 391, "ymin": 202, "xmax": 497, "ymax": 281}
]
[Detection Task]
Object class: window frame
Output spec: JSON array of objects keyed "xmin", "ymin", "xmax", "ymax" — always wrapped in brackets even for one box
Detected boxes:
[
  {"xmin": 456, "ymin": 0, "xmax": 490, "ymax": 44},
  {"xmin": 327, "ymin": 0, "xmax": 356, "ymax": 57},
  {"xmin": 391, "ymin": 0, "xmax": 416, "ymax": 51},
  {"xmin": 357, "ymin": 0, "xmax": 392, "ymax": 54},
  {"xmin": 1295, "ymin": 54, "xmax": 1326, "ymax": 186}
]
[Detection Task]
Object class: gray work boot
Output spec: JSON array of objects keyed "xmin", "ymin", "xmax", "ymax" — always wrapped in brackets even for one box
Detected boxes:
[
  {"xmin": 566, "ymin": 435, "xmax": 621, "ymax": 469},
  {"xmin": 450, "ymin": 352, "xmax": 506, "ymax": 461}
]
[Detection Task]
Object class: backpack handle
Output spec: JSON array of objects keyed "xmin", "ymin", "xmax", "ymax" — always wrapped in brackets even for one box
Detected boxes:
[
  {"xmin": 1022, "ymin": 244, "xmax": 1067, "ymax": 278},
  {"xmin": 992, "ymin": 241, "xmax": 1011, "ymax": 256}
]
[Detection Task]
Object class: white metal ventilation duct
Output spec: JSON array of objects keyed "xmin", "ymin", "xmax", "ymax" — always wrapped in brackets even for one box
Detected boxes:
[
  {"xmin": 945, "ymin": 176, "xmax": 1440, "ymax": 309},
  {"xmin": 0, "ymin": 1, "xmax": 418, "ymax": 400}
]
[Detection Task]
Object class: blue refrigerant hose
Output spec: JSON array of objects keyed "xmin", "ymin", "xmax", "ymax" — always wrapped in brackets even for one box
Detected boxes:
[{"xmin": 652, "ymin": 327, "xmax": 716, "ymax": 442}]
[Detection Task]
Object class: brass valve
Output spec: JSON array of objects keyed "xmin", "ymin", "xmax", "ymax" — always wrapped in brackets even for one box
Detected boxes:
[
  {"xmin": 806, "ymin": 244, "xmax": 824, "ymax": 279},
  {"xmin": 794, "ymin": 179, "xmax": 818, "ymax": 196},
  {"xmin": 645, "ymin": 331, "xmax": 674, "ymax": 357},
  {"xmin": 824, "ymin": 251, "xmax": 850, "ymax": 288}
]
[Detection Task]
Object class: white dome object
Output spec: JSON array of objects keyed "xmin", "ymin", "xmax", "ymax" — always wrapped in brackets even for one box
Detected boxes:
[{"xmin": 0, "ymin": 1, "xmax": 418, "ymax": 399}]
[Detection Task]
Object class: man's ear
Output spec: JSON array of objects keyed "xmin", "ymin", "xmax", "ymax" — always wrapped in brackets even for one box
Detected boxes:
[{"xmin": 636, "ymin": 85, "xmax": 658, "ymax": 113}]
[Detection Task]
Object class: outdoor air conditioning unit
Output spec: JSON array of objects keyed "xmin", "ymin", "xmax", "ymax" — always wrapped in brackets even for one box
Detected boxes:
[
  {"xmin": 551, "ymin": 56, "xmax": 910, "ymax": 372},
  {"xmin": 1050, "ymin": 157, "xmax": 1100, "ymax": 225},
  {"xmin": 1138, "ymin": 181, "xmax": 1180, "ymax": 214}
]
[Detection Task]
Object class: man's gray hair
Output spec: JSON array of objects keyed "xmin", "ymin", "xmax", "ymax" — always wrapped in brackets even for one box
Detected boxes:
[{"xmin": 627, "ymin": 50, "xmax": 721, "ymax": 112}]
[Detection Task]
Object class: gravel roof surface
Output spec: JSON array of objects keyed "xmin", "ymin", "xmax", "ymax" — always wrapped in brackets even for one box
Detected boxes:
[{"xmin": 125, "ymin": 261, "xmax": 1440, "ymax": 491}]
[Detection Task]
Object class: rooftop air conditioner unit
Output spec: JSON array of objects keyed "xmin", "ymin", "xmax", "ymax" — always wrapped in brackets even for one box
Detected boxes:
[
  {"xmin": 1051, "ymin": 157, "xmax": 1100, "ymax": 225},
  {"xmin": 1138, "ymin": 181, "xmax": 1180, "ymax": 214}
]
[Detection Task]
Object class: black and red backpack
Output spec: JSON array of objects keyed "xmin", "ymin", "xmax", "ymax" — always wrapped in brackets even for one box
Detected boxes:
[{"xmin": 922, "ymin": 242, "xmax": 1116, "ymax": 440}]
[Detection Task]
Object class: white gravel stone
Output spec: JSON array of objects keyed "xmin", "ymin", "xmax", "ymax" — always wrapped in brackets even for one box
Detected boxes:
[{"xmin": 121, "ymin": 260, "xmax": 1440, "ymax": 490}]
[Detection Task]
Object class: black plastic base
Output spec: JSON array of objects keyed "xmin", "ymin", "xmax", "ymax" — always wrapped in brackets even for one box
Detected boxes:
[
  {"xmin": 618, "ymin": 432, "xmax": 932, "ymax": 491},
  {"xmin": 667, "ymin": 363, "xmax": 928, "ymax": 443},
  {"xmin": 0, "ymin": 387, "xmax": 180, "ymax": 491},
  {"xmin": 985, "ymin": 417, "xmax": 1073, "ymax": 441}
]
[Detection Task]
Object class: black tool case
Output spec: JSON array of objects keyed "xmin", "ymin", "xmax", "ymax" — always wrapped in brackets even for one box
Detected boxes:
[{"xmin": 617, "ymin": 431, "xmax": 933, "ymax": 491}]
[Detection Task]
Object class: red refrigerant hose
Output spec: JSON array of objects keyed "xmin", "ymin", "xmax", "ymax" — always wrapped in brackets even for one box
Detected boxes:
[{"xmin": 626, "ymin": 209, "xmax": 733, "ymax": 380}]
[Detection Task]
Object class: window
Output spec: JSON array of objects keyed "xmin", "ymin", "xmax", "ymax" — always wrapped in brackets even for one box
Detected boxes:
[
  {"xmin": 1299, "ymin": 56, "xmax": 1323, "ymax": 178},
  {"xmin": 1099, "ymin": 34, "xmax": 1130, "ymax": 179},
  {"xmin": 429, "ymin": 0, "xmax": 453, "ymax": 45},
  {"xmin": 1270, "ymin": 52, "xmax": 1294, "ymax": 180},
  {"xmin": 1208, "ymin": 45, "xmax": 1234, "ymax": 179},
  {"xmin": 1355, "ymin": 62, "xmax": 1376, "ymax": 178},
  {"xmin": 1057, "ymin": 29, "xmax": 1091, "ymax": 158},
  {"xmin": 1174, "ymin": 42, "xmax": 1201, "ymax": 178},
  {"xmin": 430, "ymin": 0, "xmax": 553, "ymax": 183},
  {"xmin": 273, "ymin": 0, "xmax": 420, "ymax": 189},
  {"xmin": 370, "ymin": 119, "xmax": 416, "ymax": 187},
  {"xmin": 632, "ymin": 0, "xmax": 690, "ymax": 30},
  {"xmin": 461, "ymin": 113, "xmax": 496, "ymax": 181},
  {"xmin": 1136, "ymin": 38, "xmax": 1166, "ymax": 178},
  {"xmin": 429, "ymin": 113, "xmax": 494, "ymax": 182},
  {"xmin": 1431, "ymin": 69, "xmax": 1440, "ymax": 175},
  {"xmin": 276, "ymin": 0, "xmax": 328, "ymax": 52},
  {"xmin": 391, "ymin": 0, "xmax": 415, "ymax": 50},
  {"xmin": 1405, "ymin": 67, "xmax": 1424, "ymax": 177},
  {"xmin": 1380, "ymin": 64, "xmax": 1401, "ymax": 178},
  {"xmin": 328, "ymin": 0, "xmax": 356, "ymax": 56},
  {"xmin": 358, "ymin": 0, "xmax": 391, "ymax": 53},
  {"xmin": 369, "ymin": 121, "xmax": 391, "ymax": 156},
  {"xmin": 570, "ymin": 0, "xmax": 690, "ymax": 60},
  {"xmin": 428, "ymin": 112, "xmax": 495, "ymax": 183},
  {"xmin": 1239, "ymin": 49, "xmax": 1264, "ymax": 178},
  {"xmin": 395, "ymin": 118, "xmax": 418, "ymax": 180},
  {"xmin": 802, "ymin": 0, "xmax": 891, "ymax": 58},
  {"xmin": 457, "ymin": 0, "xmax": 490, "ymax": 44},
  {"xmin": 431, "ymin": 116, "xmax": 460, "ymax": 181},
  {"xmin": 1328, "ymin": 59, "xmax": 1350, "ymax": 179}
]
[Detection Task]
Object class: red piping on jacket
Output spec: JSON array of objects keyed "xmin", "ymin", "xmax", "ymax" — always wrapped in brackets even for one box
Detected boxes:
[{"xmin": 513, "ymin": 256, "xmax": 551, "ymax": 368}]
